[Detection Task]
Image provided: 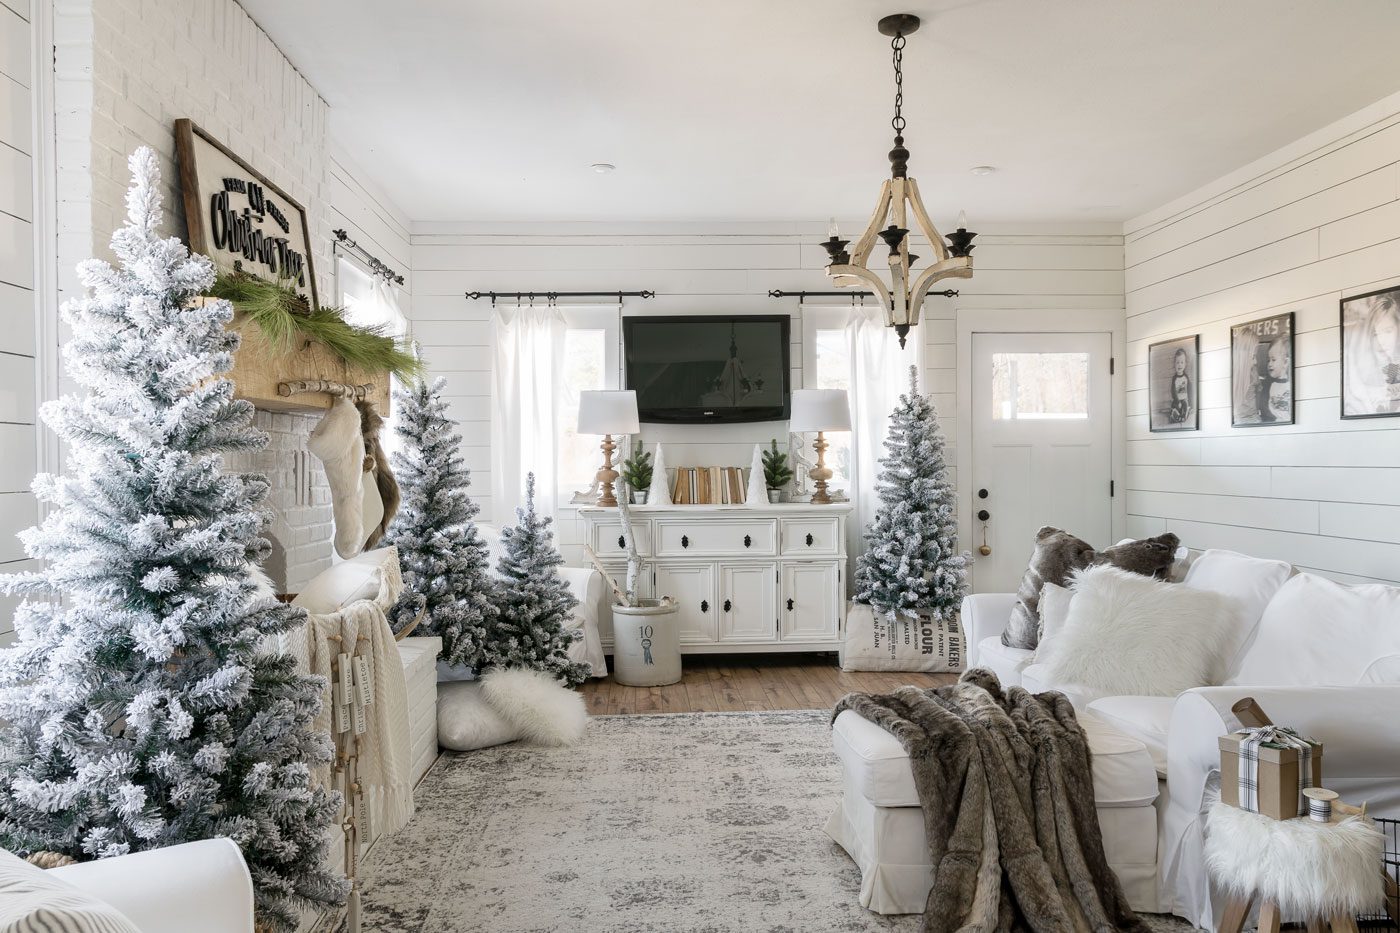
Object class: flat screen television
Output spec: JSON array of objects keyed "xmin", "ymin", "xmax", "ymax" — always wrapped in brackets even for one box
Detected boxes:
[{"xmin": 623, "ymin": 315, "xmax": 791, "ymax": 423}]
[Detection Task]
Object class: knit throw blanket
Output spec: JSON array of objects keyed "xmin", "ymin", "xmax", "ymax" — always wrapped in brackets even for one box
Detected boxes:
[{"xmin": 834, "ymin": 669, "xmax": 1147, "ymax": 933}]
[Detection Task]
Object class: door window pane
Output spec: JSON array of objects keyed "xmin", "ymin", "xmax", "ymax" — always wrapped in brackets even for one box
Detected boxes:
[{"xmin": 991, "ymin": 352, "xmax": 1090, "ymax": 420}]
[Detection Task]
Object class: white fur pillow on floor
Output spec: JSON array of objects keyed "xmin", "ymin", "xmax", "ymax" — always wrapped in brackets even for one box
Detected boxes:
[
  {"xmin": 438, "ymin": 668, "xmax": 588, "ymax": 751},
  {"xmin": 1042, "ymin": 565, "xmax": 1231, "ymax": 697}
]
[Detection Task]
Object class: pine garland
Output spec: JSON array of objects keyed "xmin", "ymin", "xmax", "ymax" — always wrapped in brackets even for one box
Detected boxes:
[
  {"xmin": 853, "ymin": 366, "xmax": 968, "ymax": 619},
  {"xmin": 487, "ymin": 474, "xmax": 592, "ymax": 686},
  {"xmin": 0, "ymin": 149, "xmax": 345, "ymax": 930},
  {"xmin": 382, "ymin": 378, "xmax": 497, "ymax": 667}
]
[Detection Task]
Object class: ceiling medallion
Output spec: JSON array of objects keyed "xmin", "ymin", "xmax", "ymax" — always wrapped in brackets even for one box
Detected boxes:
[{"xmin": 820, "ymin": 13, "xmax": 976, "ymax": 349}]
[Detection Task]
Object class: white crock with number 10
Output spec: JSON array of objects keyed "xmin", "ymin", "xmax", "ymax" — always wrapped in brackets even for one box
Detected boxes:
[{"xmin": 610, "ymin": 598, "xmax": 681, "ymax": 686}]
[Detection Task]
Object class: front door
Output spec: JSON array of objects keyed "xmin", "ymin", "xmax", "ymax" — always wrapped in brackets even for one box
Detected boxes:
[{"xmin": 970, "ymin": 332, "xmax": 1113, "ymax": 593}]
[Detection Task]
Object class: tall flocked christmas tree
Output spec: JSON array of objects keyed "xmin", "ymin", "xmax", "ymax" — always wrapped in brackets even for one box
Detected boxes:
[
  {"xmin": 488, "ymin": 474, "xmax": 591, "ymax": 686},
  {"xmin": 0, "ymin": 149, "xmax": 344, "ymax": 930},
  {"xmin": 853, "ymin": 366, "xmax": 968, "ymax": 619},
  {"xmin": 382, "ymin": 377, "xmax": 497, "ymax": 668}
]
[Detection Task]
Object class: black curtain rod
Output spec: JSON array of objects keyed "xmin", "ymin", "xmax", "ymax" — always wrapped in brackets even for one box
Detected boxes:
[
  {"xmin": 465, "ymin": 290, "xmax": 656, "ymax": 305},
  {"xmin": 768, "ymin": 289, "xmax": 959, "ymax": 303},
  {"xmin": 332, "ymin": 229, "xmax": 405, "ymax": 285}
]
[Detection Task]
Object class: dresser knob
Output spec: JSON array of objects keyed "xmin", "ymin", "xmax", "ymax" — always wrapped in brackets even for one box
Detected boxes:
[
  {"xmin": 786, "ymin": 598, "xmax": 794, "ymax": 611},
  {"xmin": 700, "ymin": 600, "xmax": 708, "ymax": 613},
  {"xmin": 805, "ymin": 533, "xmax": 814, "ymax": 546},
  {"xmin": 723, "ymin": 599, "xmax": 732, "ymax": 612},
  {"xmin": 617, "ymin": 535, "xmax": 625, "ymax": 549},
  {"xmin": 681, "ymin": 534, "xmax": 689, "ymax": 548},
  {"xmin": 743, "ymin": 534, "xmax": 752, "ymax": 548}
]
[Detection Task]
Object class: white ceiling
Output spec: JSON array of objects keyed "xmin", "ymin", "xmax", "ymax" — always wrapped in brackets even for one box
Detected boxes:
[{"xmin": 241, "ymin": 0, "xmax": 1400, "ymax": 225}]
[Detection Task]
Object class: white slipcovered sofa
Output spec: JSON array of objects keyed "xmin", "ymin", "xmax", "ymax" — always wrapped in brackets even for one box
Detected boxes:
[
  {"xmin": 962, "ymin": 548, "xmax": 1400, "ymax": 928},
  {"xmin": 0, "ymin": 838, "xmax": 253, "ymax": 933}
]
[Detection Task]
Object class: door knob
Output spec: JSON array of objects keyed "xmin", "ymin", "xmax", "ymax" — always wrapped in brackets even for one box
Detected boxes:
[
  {"xmin": 617, "ymin": 535, "xmax": 625, "ymax": 549},
  {"xmin": 805, "ymin": 533, "xmax": 814, "ymax": 546},
  {"xmin": 786, "ymin": 598, "xmax": 794, "ymax": 611},
  {"xmin": 743, "ymin": 534, "xmax": 752, "ymax": 548},
  {"xmin": 977, "ymin": 509, "xmax": 991, "ymax": 522},
  {"xmin": 978, "ymin": 488, "xmax": 989, "ymax": 499},
  {"xmin": 723, "ymin": 599, "xmax": 732, "ymax": 612},
  {"xmin": 700, "ymin": 600, "xmax": 709, "ymax": 613},
  {"xmin": 681, "ymin": 534, "xmax": 689, "ymax": 548}
]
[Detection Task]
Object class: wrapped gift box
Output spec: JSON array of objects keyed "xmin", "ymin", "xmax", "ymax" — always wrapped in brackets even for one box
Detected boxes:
[{"xmin": 1219, "ymin": 731, "xmax": 1323, "ymax": 820}]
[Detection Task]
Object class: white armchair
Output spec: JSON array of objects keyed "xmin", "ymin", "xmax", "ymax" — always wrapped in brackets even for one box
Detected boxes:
[
  {"xmin": 1161, "ymin": 683, "xmax": 1400, "ymax": 928},
  {"xmin": 42, "ymin": 838, "xmax": 253, "ymax": 933}
]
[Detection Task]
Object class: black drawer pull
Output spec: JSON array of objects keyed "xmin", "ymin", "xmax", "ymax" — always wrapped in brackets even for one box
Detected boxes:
[
  {"xmin": 743, "ymin": 534, "xmax": 752, "ymax": 548},
  {"xmin": 786, "ymin": 598, "xmax": 794, "ymax": 611},
  {"xmin": 723, "ymin": 599, "xmax": 732, "ymax": 612},
  {"xmin": 681, "ymin": 534, "xmax": 689, "ymax": 548},
  {"xmin": 805, "ymin": 533, "xmax": 814, "ymax": 546},
  {"xmin": 700, "ymin": 600, "xmax": 709, "ymax": 613},
  {"xmin": 618, "ymin": 535, "xmax": 625, "ymax": 549}
]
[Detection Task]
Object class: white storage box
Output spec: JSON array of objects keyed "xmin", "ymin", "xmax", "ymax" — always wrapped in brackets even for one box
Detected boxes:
[{"xmin": 398, "ymin": 636, "xmax": 442, "ymax": 784}]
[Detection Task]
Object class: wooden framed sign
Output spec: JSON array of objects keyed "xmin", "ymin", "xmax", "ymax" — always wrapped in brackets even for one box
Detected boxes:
[{"xmin": 175, "ymin": 118, "xmax": 319, "ymax": 309}]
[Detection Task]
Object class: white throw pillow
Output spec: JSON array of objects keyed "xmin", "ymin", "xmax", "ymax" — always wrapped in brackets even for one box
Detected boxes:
[
  {"xmin": 1045, "ymin": 565, "xmax": 1232, "ymax": 697},
  {"xmin": 293, "ymin": 547, "xmax": 399, "ymax": 615},
  {"xmin": 0, "ymin": 848, "xmax": 141, "ymax": 933},
  {"xmin": 437, "ymin": 681, "xmax": 519, "ymax": 751},
  {"xmin": 482, "ymin": 667, "xmax": 589, "ymax": 746},
  {"xmin": 1034, "ymin": 582, "xmax": 1075, "ymax": 666},
  {"xmin": 1231, "ymin": 574, "xmax": 1400, "ymax": 686},
  {"xmin": 1181, "ymin": 549, "xmax": 1293, "ymax": 681}
]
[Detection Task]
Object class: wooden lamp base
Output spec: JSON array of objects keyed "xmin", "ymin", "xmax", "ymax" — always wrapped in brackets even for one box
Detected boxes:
[
  {"xmin": 595, "ymin": 434, "xmax": 619, "ymax": 507},
  {"xmin": 809, "ymin": 430, "xmax": 833, "ymax": 505}
]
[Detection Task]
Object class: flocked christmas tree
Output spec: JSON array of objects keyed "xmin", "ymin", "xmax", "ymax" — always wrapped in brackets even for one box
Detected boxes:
[
  {"xmin": 853, "ymin": 366, "xmax": 968, "ymax": 619},
  {"xmin": 487, "ymin": 474, "xmax": 591, "ymax": 686},
  {"xmin": 382, "ymin": 377, "xmax": 497, "ymax": 668},
  {"xmin": 0, "ymin": 149, "xmax": 344, "ymax": 930}
]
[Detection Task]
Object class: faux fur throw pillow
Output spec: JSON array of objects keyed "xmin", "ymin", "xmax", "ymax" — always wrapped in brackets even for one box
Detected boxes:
[
  {"xmin": 1043, "ymin": 564, "xmax": 1232, "ymax": 697},
  {"xmin": 1003, "ymin": 526, "xmax": 1096, "ymax": 649},
  {"xmin": 1096, "ymin": 532, "xmax": 1180, "ymax": 579}
]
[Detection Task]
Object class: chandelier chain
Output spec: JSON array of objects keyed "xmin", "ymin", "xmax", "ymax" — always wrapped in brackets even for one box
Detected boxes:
[{"xmin": 890, "ymin": 32, "xmax": 906, "ymax": 136}]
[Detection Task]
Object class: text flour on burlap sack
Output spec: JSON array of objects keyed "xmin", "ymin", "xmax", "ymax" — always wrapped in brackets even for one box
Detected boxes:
[{"xmin": 840, "ymin": 602, "xmax": 966, "ymax": 672}]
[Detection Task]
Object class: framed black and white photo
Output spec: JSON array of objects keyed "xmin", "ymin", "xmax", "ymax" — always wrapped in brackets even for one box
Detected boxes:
[
  {"xmin": 1148, "ymin": 335, "xmax": 1199, "ymax": 432},
  {"xmin": 1230, "ymin": 312, "xmax": 1294, "ymax": 426},
  {"xmin": 1341, "ymin": 285, "xmax": 1400, "ymax": 419}
]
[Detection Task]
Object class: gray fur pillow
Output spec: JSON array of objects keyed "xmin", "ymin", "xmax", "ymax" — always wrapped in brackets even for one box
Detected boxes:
[
  {"xmin": 1002, "ymin": 526, "xmax": 1096, "ymax": 650},
  {"xmin": 1096, "ymin": 532, "xmax": 1180, "ymax": 579}
]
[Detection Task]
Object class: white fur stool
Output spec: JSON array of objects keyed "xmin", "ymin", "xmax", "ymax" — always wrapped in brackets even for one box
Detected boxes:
[{"xmin": 1205, "ymin": 801, "xmax": 1388, "ymax": 933}]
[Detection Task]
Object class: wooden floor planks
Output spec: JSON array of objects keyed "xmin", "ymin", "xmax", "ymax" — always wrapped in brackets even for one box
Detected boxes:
[{"xmin": 578, "ymin": 653, "xmax": 956, "ymax": 715}]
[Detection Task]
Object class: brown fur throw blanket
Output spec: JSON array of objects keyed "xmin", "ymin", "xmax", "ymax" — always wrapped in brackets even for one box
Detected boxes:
[{"xmin": 833, "ymin": 669, "xmax": 1147, "ymax": 933}]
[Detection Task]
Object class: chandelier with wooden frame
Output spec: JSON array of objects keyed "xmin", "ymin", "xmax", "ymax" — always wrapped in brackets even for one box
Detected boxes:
[{"xmin": 821, "ymin": 13, "xmax": 976, "ymax": 349}]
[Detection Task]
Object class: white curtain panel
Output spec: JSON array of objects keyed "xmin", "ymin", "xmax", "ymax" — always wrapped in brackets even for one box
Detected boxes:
[
  {"xmin": 843, "ymin": 304, "xmax": 925, "ymax": 560},
  {"xmin": 491, "ymin": 303, "xmax": 567, "ymax": 522}
]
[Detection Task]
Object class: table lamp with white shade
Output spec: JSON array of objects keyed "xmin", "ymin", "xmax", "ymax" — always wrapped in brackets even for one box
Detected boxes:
[
  {"xmin": 790, "ymin": 389, "xmax": 851, "ymax": 505},
  {"xmin": 577, "ymin": 390, "xmax": 640, "ymax": 507}
]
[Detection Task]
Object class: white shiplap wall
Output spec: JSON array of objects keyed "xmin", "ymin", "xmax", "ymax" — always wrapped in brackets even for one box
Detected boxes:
[
  {"xmin": 409, "ymin": 221, "xmax": 1123, "ymax": 563},
  {"xmin": 1124, "ymin": 90, "xmax": 1400, "ymax": 585},
  {"xmin": 0, "ymin": 0, "xmax": 35, "ymax": 645}
]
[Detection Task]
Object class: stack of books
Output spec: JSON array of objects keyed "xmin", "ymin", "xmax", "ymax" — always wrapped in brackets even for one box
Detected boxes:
[{"xmin": 671, "ymin": 466, "xmax": 747, "ymax": 504}]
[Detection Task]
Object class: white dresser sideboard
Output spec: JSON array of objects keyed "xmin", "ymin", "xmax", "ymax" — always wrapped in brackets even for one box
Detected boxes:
[{"xmin": 577, "ymin": 503, "xmax": 852, "ymax": 654}]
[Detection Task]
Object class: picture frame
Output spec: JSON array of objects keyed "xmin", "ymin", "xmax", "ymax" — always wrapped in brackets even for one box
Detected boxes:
[
  {"xmin": 174, "ymin": 118, "xmax": 320, "ymax": 310},
  {"xmin": 1147, "ymin": 334, "xmax": 1199, "ymax": 432},
  {"xmin": 1340, "ymin": 284, "xmax": 1400, "ymax": 420},
  {"xmin": 1230, "ymin": 311, "xmax": 1294, "ymax": 426}
]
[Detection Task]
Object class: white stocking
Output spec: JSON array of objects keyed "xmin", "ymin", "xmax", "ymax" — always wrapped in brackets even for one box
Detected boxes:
[{"xmin": 308, "ymin": 397, "xmax": 366, "ymax": 559}]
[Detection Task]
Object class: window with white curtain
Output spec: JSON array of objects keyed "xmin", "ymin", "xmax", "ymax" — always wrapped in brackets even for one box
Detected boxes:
[{"xmin": 807, "ymin": 316, "xmax": 854, "ymax": 487}]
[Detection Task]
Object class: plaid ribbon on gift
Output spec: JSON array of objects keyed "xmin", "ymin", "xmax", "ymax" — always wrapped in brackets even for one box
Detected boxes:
[{"xmin": 1237, "ymin": 725, "xmax": 1315, "ymax": 816}]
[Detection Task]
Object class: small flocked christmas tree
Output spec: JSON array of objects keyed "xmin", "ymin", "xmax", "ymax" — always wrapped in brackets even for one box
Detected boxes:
[
  {"xmin": 487, "ymin": 474, "xmax": 591, "ymax": 686},
  {"xmin": 853, "ymin": 366, "xmax": 968, "ymax": 619},
  {"xmin": 0, "ymin": 148, "xmax": 344, "ymax": 930},
  {"xmin": 382, "ymin": 377, "xmax": 497, "ymax": 668}
]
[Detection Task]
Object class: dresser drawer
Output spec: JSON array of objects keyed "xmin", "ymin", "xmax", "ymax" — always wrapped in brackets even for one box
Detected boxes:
[
  {"xmin": 655, "ymin": 519, "xmax": 777, "ymax": 556},
  {"xmin": 589, "ymin": 520, "xmax": 652, "ymax": 557},
  {"xmin": 780, "ymin": 518, "xmax": 841, "ymax": 555}
]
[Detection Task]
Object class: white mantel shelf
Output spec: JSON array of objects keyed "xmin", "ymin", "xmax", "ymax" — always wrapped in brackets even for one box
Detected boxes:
[{"xmin": 579, "ymin": 503, "xmax": 851, "ymax": 656}]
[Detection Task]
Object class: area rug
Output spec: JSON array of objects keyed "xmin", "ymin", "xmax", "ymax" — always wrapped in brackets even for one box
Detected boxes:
[{"xmin": 353, "ymin": 710, "xmax": 1195, "ymax": 932}]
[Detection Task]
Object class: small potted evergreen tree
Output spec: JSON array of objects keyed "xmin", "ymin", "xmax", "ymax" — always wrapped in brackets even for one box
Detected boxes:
[
  {"xmin": 620, "ymin": 440, "xmax": 653, "ymax": 504},
  {"xmin": 762, "ymin": 439, "xmax": 793, "ymax": 503}
]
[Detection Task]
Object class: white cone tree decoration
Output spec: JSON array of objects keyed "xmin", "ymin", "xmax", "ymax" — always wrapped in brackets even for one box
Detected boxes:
[
  {"xmin": 0, "ymin": 149, "xmax": 344, "ymax": 930},
  {"xmin": 647, "ymin": 443, "xmax": 671, "ymax": 505},
  {"xmin": 853, "ymin": 366, "xmax": 968, "ymax": 619},
  {"xmin": 745, "ymin": 443, "xmax": 767, "ymax": 505}
]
